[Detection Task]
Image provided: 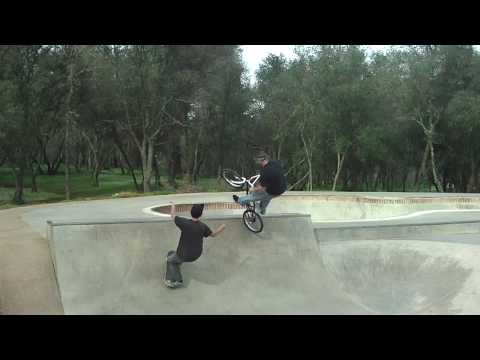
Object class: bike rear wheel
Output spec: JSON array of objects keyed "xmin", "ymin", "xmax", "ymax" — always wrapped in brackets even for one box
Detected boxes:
[
  {"xmin": 222, "ymin": 169, "xmax": 245, "ymax": 188},
  {"xmin": 243, "ymin": 209, "xmax": 263, "ymax": 233}
]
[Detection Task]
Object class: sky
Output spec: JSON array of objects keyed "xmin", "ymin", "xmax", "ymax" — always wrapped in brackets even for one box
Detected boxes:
[{"xmin": 240, "ymin": 45, "xmax": 392, "ymax": 84}]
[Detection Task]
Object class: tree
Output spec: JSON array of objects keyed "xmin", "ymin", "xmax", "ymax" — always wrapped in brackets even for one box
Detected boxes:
[
  {"xmin": 59, "ymin": 45, "xmax": 87, "ymax": 200},
  {"xmin": 446, "ymin": 90, "xmax": 480, "ymax": 191},
  {"xmin": 0, "ymin": 45, "xmax": 46, "ymax": 203},
  {"xmin": 111, "ymin": 45, "xmax": 186, "ymax": 192}
]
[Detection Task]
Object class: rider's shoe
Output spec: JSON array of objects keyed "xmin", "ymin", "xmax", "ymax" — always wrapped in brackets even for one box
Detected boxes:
[
  {"xmin": 260, "ymin": 209, "xmax": 266, "ymax": 215},
  {"xmin": 233, "ymin": 195, "xmax": 239, "ymax": 203}
]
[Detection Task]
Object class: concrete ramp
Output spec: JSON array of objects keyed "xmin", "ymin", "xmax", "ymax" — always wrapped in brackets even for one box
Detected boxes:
[
  {"xmin": 319, "ymin": 240, "xmax": 478, "ymax": 314},
  {"xmin": 47, "ymin": 214, "xmax": 361, "ymax": 314},
  {"xmin": 47, "ymin": 211, "xmax": 480, "ymax": 315}
]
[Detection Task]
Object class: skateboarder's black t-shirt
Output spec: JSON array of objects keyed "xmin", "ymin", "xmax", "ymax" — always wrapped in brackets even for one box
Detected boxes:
[
  {"xmin": 174, "ymin": 216, "xmax": 212, "ymax": 262},
  {"xmin": 259, "ymin": 160, "xmax": 287, "ymax": 196}
]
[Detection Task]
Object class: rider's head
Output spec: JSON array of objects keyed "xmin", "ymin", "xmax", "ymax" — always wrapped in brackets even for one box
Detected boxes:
[
  {"xmin": 191, "ymin": 204, "xmax": 204, "ymax": 220},
  {"xmin": 254, "ymin": 151, "xmax": 270, "ymax": 167}
]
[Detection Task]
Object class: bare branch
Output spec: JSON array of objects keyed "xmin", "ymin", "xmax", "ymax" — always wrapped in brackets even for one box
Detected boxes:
[
  {"xmin": 162, "ymin": 109, "xmax": 188, "ymax": 128},
  {"xmin": 284, "ymin": 158, "xmax": 306, "ymax": 177},
  {"xmin": 288, "ymin": 172, "xmax": 309, "ymax": 191}
]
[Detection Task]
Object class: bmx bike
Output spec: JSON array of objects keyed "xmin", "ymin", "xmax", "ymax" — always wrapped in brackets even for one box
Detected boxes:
[{"xmin": 222, "ymin": 169, "xmax": 264, "ymax": 233}]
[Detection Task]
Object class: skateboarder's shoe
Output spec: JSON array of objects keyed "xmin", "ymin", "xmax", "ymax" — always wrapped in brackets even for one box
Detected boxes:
[
  {"xmin": 164, "ymin": 279, "xmax": 183, "ymax": 288},
  {"xmin": 164, "ymin": 279, "xmax": 174, "ymax": 288}
]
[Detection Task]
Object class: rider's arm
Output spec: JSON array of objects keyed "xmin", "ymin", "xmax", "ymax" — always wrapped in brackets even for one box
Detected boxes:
[
  {"xmin": 254, "ymin": 184, "xmax": 267, "ymax": 192},
  {"xmin": 210, "ymin": 224, "xmax": 226, "ymax": 237},
  {"xmin": 250, "ymin": 174, "xmax": 267, "ymax": 192},
  {"xmin": 250, "ymin": 185, "xmax": 266, "ymax": 193},
  {"xmin": 253, "ymin": 176, "xmax": 267, "ymax": 192}
]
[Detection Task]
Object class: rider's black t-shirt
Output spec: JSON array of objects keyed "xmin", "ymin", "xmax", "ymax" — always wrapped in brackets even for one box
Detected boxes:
[
  {"xmin": 174, "ymin": 216, "xmax": 212, "ymax": 262},
  {"xmin": 259, "ymin": 160, "xmax": 287, "ymax": 196}
]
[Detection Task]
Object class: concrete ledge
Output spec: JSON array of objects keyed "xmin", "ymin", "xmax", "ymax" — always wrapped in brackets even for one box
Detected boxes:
[
  {"xmin": 143, "ymin": 194, "xmax": 480, "ymax": 222},
  {"xmin": 46, "ymin": 213, "xmax": 309, "ymax": 227},
  {"xmin": 316, "ymin": 220, "xmax": 480, "ymax": 242}
]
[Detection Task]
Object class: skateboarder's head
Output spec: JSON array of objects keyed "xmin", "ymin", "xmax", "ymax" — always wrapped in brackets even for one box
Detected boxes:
[
  {"xmin": 254, "ymin": 151, "xmax": 270, "ymax": 167},
  {"xmin": 191, "ymin": 204, "xmax": 204, "ymax": 219}
]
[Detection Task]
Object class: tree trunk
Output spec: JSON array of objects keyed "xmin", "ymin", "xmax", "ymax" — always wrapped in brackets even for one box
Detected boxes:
[
  {"xmin": 65, "ymin": 115, "xmax": 71, "ymax": 200},
  {"xmin": 65, "ymin": 131, "xmax": 71, "ymax": 199},
  {"xmin": 44, "ymin": 139, "xmax": 65, "ymax": 175},
  {"xmin": 115, "ymin": 150, "xmax": 125, "ymax": 175},
  {"xmin": 91, "ymin": 150, "xmax": 102, "ymax": 188},
  {"xmin": 167, "ymin": 140, "xmax": 181, "ymax": 188},
  {"xmin": 332, "ymin": 151, "xmax": 346, "ymax": 191},
  {"xmin": 467, "ymin": 156, "xmax": 477, "ymax": 193},
  {"xmin": 372, "ymin": 166, "xmax": 380, "ymax": 191},
  {"xmin": 82, "ymin": 133, "xmax": 102, "ymax": 188},
  {"xmin": 416, "ymin": 142, "xmax": 429, "ymax": 191},
  {"xmin": 402, "ymin": 170, "xmax": 408, "ymax": 192},
  {"xmin": 194, "ymin": 152, "xmax": 206, "ymax": 183},
  {"xmin": 74, "ymin": 150, "xmax": 82, "ymax": 173},
  {"xmin": 191, "ymin": 140, "xmax": 200, "ymax": 185},
  {"xmin": 475, "ymin": 164, "xmax": 479, "ymax": 193},
  {"xmin": 47, "ymin": 139, "xmax": 65, "ymax": 176},
  {"xmin": 141, "ymin": 138, "xmax": 154, "ymax": 193},
  {"xmin": 31, "ymin": 161, "xmax": 38, "ymax": 193},
  {"xmin": 153, "ymin": 154, "xmax": 163, "ymax": 189},
  {"xmin": 389, "ymin": 170, "xmax": 395, "ymax": 191},
  {"xmin": 429, "ymin": 141, "xmax": 443, "ymax": 192},
  {"xmin": 86, "ymin": 150, "xmax": 92, "ymax": 172},
  {"xmin": 141, "ymin": 139, "xmax": 148, "ymax": 192},
  {"xmin": 92, "ymin": 166, "xmax": 100, "ymax": 187},
  {"xmin": 64, "ymin": 60, "xmax": 75, "ymax": 201},
  {"xmin": 412, "ymin": 168, "xmax": 418, "ymax": 190},
  {"xmin": 168, "ymin": 158, "xmax": 176, "ymax": 188},
  {"xmin": 12, "ymin": 165, "xmax": 25, "ymax": 204},
  {"xmin": 363, "ymin": 172, "xmax": 369, "ymax": 191},
  {"xmin": 111, "ymin": 126, "xmax": 141, "ymax": 192},
  {"xmin": 53, "ymin": 153, "xmax": 63, "ymax": 175},
  {"xmin": 185, "ymin": 127, "xmax": 201, "ymax": 185},
  {"xmin": 217, "ymin": 77, "xmax": 231, "ymax": 181},
  {"xmin": 300, "ymin": 129, "xmax": 313, "ymax": 191},
  {"xmin": 277, "ymin": 139, "xmax": 283, "ymax": 160}
]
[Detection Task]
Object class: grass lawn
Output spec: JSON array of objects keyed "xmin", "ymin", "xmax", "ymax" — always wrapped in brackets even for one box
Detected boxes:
[
  {"xmin": 0, "ymin": 166, "xmax": 437, "ymax": 209},
  {"xmin": 0, "ymin": 167, "xmax": 231, "ymax": 208}
]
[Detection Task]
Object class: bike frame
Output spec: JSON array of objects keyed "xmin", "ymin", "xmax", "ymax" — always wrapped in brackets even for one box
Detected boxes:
[{"xmin": 226, "ymin": 174, "xmax": 261, "ymax": 192}]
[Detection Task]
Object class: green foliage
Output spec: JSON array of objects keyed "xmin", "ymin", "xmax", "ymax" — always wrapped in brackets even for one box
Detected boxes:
[{"xmin": 3, "ymin": 45, "xmax": 480, "ymax": 199}]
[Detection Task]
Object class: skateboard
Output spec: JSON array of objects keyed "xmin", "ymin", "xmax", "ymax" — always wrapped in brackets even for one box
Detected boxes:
[{"xmin": 164, "ymin": 250, "xmax": 183, "ymax": 288}]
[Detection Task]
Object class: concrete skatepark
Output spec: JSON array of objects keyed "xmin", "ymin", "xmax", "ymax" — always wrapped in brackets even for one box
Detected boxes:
[{"xmin": 2, "ymin": 191, "xmax": 480, "ymax": 314}]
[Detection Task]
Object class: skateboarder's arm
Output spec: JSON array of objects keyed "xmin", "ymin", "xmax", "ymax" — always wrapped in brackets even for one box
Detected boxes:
[{"xmin": 210, "ymin": 224, "xmax": 226, "ymax": 237}]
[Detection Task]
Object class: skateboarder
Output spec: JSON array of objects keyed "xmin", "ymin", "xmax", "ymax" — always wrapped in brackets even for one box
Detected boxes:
[
  {"xmin": 165, "ymin": 202, "xmax": 226, "ymax": 288},
  {"xmin": 233, "ymin": 151, "xmax": 287, "ymax": 215}
]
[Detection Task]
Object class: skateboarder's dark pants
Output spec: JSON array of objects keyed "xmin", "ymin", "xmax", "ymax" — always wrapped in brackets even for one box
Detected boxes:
[{"xmin": 167, "ymin": 251, "xmax": 183, "ymax": 265}]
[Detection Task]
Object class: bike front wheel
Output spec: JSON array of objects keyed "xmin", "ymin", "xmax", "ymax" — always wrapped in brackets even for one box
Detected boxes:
[
  {"xmin": 243, "ymin": 209, "xmax": 264, "ymax": 233},
  {"xmin": 222, "ymin": 169, "xmax": 245, "ymax": 188}
]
